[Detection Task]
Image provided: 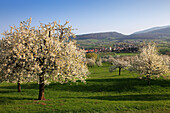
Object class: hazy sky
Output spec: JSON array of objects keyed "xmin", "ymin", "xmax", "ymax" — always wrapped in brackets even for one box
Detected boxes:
[{"xmin": 0, "ymin": 0, "xmax": 170, "ymax": 37}]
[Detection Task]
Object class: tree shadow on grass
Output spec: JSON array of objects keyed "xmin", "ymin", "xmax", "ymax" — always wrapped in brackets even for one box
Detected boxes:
[
  {"xmin": 45, "ymin": 78, "xmax": 138, "ymax": 92},
  {"xmin": 0, "ymin": 96, "xmax": 34, "ymax": 105},
  {"xmin": 46, "ymin": 78, "xmax": 170, "ymax": 93},
  {"xmin": 1, "ymin": 78, "xmax": 170, "ymax": 93},
  {"xmin": 83, "ymin": 93, "xmax": 170, "ymax": 101},
  {"xmin": 61, "ymin": 93, "xmax": 170, "ymax": 101},
  {"xmin": 0, "ymin": 90, "xmax": 17, "ymax": 94},
  {"xmin": 0, "ymin": 83, "xmax": 38, "ymax": 90}
]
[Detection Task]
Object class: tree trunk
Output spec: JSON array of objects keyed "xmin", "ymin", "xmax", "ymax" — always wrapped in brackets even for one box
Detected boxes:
[
  {"xmin": 17, "ymin": 79, "xmax": 21, "ymax": 92},
  {"xmin": 146, "ymin": 75, "xmax": 150, "ymax": 85},
  {"xmin": 119, "ymin": 67, "xmax": 121, "ymax": 75},
  {"xmin": 38, "ymin": 75, "xmax": 45, "ymax": 100}
]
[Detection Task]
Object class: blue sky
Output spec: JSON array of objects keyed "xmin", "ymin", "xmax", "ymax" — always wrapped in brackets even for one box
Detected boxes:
[{"xmin": 0, "ymin": 0, "xmax": 170, "ymax": 37}]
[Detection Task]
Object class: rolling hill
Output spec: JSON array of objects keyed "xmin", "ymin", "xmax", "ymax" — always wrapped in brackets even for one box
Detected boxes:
[
  {"xmin": 76, "ymin": 25, "xmax": 170, "ymax": 41},
  {"xmin": 133, "ymin": 25, "xmax": 170, "ymax": 34},
  {"xmin": 76, "ymin": 32, "xmax": 125, "ymax": 40},
  {"xmin": 127, "ymin": 27, "xmax": 170, "ymax": 40}
]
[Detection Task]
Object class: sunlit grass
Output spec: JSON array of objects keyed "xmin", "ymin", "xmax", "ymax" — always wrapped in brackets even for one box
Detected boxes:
[
  {"xmin": 116, "ymin": 53, "xmax": 138, "ymax": 56},
  {"xmin": 0, "ymin": 63, "xmax": 170, "ymax": 112}
]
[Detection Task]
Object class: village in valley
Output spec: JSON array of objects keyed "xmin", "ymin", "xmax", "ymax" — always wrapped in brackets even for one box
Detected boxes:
[{"xmin": 85, "ymin": 43, "xmax": 139, "ymax": 53}]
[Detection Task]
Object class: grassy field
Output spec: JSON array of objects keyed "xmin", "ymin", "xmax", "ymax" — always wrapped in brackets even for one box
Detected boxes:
[
  {"xmin": 0, "ymin": 63, "xmax": 170, "ymax": 112},
  {"xmin": 116, "ymin": 53, "xmax": 138, "ymax": 56},
  {"xmin": 98, "ymin": 52, "xmax": 138, "ymax": 57}
]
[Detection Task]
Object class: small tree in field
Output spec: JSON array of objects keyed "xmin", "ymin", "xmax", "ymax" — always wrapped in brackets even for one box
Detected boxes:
[
  {"xmin": 108, "ymin": 56, "xmax": 115, "ymax": 65},
  {"xmin": 109, "ymin": 58, "xmax": 128, "ymax": 75},
  {"xmin": 86, "ymin": 58, "xmax": 95, "ymax": 67},
  {"xmin": 129, "ymin": 43, "xmax": 169, "ymax": 85},
  {"xmin": 96, "ymin": 57, "xmax": 102, "ymax": 67},
  {"xmin": 162, "ymin": 55, "xmax": 170, "ymax": 69},
  {"xmin": 0, "ymin": 18, "xmax": 89, "ymax": 100}
]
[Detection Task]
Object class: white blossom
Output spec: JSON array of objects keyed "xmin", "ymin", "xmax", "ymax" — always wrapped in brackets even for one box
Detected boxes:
[
  {"xmin": 129, "ymin": 43, "xmax": 169, "ymax": 80},
  {"xmin": 0, "ymin": 18, "xmax": 89, "ymax": 85}
]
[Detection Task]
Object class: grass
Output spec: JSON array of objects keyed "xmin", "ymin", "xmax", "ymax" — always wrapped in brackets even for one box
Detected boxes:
[
  {"xmin": 0, "ymin": 63, "xmax": 170, "ymax": 112},
  {"xmin": 98, "ymin": 52, "xmax": 138, "ymax": 57},
  {"xmin": 97, "ymin": 52, "xmax": 116, "ymax": 57},
  {"xmin": 116, "ymin": 53, "xmax": 138, "ymax": 56}
]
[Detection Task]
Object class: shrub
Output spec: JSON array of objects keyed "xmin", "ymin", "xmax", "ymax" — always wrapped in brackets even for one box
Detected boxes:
[{"xmin": 86, "ymin": 53, "xmax": 98, "ymax": 61}]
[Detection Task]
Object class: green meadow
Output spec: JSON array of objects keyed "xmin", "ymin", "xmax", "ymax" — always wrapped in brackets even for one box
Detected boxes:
[
  {"xmin": 0, "ymin": 63, "xmax": 170, "ymax": 113},
  {"xmin": 116, "ymin": 53, "xmax": 138, "ymax": 56}
]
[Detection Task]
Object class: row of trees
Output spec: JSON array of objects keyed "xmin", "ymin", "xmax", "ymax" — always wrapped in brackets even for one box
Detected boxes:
[
  {"xmin": 0, "ymin": 18, "xmax": 169, "ymax": 101},
  {"xmin": 108, "ymin": 43, "xmax": 169, "ymax": 85},
  {"xmin": 85, "ymin": 45, "xmax": 169, "ymax": 85},
  {"xmin": 0, "ymin": 18, "xmax": 89, "ymax": 100}
]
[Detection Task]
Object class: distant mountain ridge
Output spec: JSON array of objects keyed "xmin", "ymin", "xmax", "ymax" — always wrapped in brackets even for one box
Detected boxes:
[
  {"xmin": 76, "ymin": 25, "xmax": 170, "ymax": 41},
  {"xmin": 128, "ymin": 26, "xmax": 170, "ymax": 40},
  {"xmin": 133, "ymin": 25, "xmax": 170, "ymax": 34},
  {"xmin": 76, "ymin": 32, "xmax": 125, "ymax": 40}
]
